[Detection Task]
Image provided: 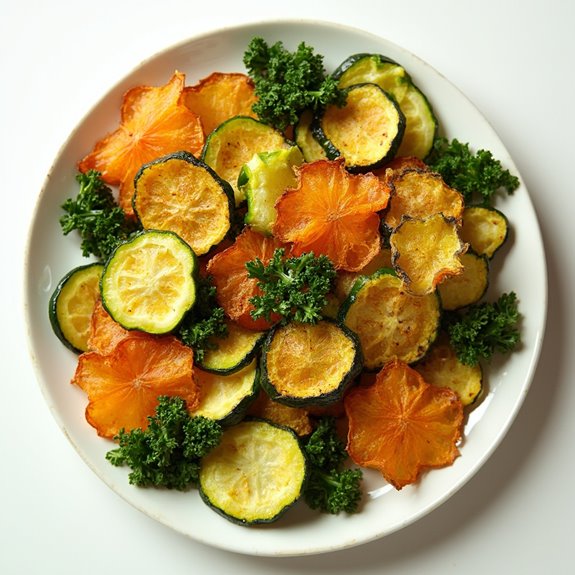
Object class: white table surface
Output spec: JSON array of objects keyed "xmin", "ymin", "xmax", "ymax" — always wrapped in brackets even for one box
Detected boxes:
[{"xmin": 2, "ymin": 0, "xmax": 573, "ymax": 573}]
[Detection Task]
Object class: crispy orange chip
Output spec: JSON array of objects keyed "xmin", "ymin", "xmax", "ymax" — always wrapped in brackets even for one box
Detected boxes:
[
  {"xmin": 72, "ymin": 334, "xmax": 198, "ymax": 438},
  {"xmin": 345, "ymin": 359, "xmax": 464, "ymax": 489},
  {"xmin": 183, "ymin": 72, "xmax": 258, "ymax": 137},
  {"xmin": 273, "ymin": 159, "xmax": 389, "ymax": 272},
  {"xmin": 206, "ymin": 228, "xmax": 285, "ymax": 330},
  {"xmin": 78, "ymin": 72, "xmax": 204, "ymax": 216}
]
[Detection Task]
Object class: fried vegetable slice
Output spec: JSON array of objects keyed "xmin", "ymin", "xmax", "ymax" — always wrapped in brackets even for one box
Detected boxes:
[
  {"xmin": 206, "ymin": 228, "xmax": 285, "ymax": 330},
  {"xmin": 345, "ymin": 359, "xmax": 464, "ymax": 489},
  {"xmin": 459, "ymin": 205, "xmax": 509, "ymax": 259},
  {"xmin": 390, "ymin": 213, "xmax": 467, "ymax": 296},
  {"xmin": 414, "ymin": 334, "xmax": 483, "ymax": 406},
  {"xmin": 273, "ymin": 159, "xmax": 389, "ymax": 272},
  {"xmin": 383, "ymin": 168, "xmax": 464, "ymax": 231},
  {"xmin": 438, "ymin": 251, "xmax": 489, "ymax": 310},
  {"xmin": 100, "ymin": 230, "xmax": 197, "ymax": 334},
  {"xmin": 72, "ymin": 334, "xmax": 199, "ymax": 438},
  {"xmin": 78, "ymin": 72, "xmax": 204, "ymax": 216},
  {"xmin": 261, "ymin": 320, "xmax": 363, "ymax": 407},
  {"xmin": 338, "ymin": 268, "xmax": 440, "ymax": 369},
  {"xmin": 314, "ymin": 83, "xmax": 406, "ymax": 172},
  {"xmin": 49, "ymin": 263, "xmax": 104, "ymax": 353},
  {"xmin": 191, "ymin": 360, "xmax": 259, "ymax": 425},
  {"xmin": 183, "ymin": 72, "xmax": 258, "ymax": 137},
  {"xmin": 133, "ymin": 151, "xmax": 233, "ymax": 256}
]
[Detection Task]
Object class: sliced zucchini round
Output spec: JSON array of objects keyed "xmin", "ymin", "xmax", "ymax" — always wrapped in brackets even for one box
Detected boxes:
[
  {"xmin": 312, "ymin": 83, "xmax": 406, "ymax": 172},
  {"xmin": 414, "ymin": 333, "xmax": 483, "ymax": 406},
  {"xmin": 390, "ymin": 213, "xmax": 467, "ymax": 296},
  {"xmin": 191, "ymin": 360, "xmax": 260, "ymax": 425},
  {"xmin": 338, "ymin": 268, "xmax": 441, "ymax": 370},
  {"xmin": 261, "ymin": 319, "xmax": 363, "ymax": 407},
  {"xmin": 199, "ymin": 419, "xmax": 307, "ymax": 525},
  {"xmin": 49, "ymin": 262, "xmax": 104, "ymax": 353},
  {"xmin": 438, "ymin": 251, "xmax": 489, "ymax": 310},
  {"xmin": 201, "ymin": 115, "xmax": 289, "ymax": 206},
  {"xmin": 395, "ymin": 83, "xmax": 438, "ymax": 160},
  {"xmin": 238, "ymin": 145, "xmax": 304, "ymax": 235},
  {"xmin": 460, "ymin": 205, "xmax": 509, "ymax": 259},
  {"xmin": 294, "ymin": 109, "xmax": 328, "ymax": 162},
  {"xmin": 197, "ymin": 320, "xmax": 266, "ymax": 375},
  {"xmin": 133, "ymin": 151, "xmax": 233, "ymax": 256},
  {"xmin": 100, "ymin": 230, "xmax": 197, "ymax": 334}
]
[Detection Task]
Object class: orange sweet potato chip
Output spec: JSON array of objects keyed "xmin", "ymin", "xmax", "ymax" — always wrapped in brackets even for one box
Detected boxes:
[
  {"xmin": 345, "ymin": 359, "xmax": 464, "ymax": 489},
  {"xmin": 78, "ymin": 71, "xmax": 204, "ymax": 216},
  {"xmin": 273, "ymin": 159, "xmax": 390, "ymax": 272},
  {"xmin": 183, "ymin": 72, "xmax": 258, "ymax": 137},
  {"xmin": 72, "ymin": 334, "xmax": 198, "ymax": 439}
]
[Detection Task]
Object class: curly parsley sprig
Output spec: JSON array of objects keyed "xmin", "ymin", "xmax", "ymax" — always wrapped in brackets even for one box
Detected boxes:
[
  {"xmin": 245, "ymin": 248, "xmax": 336, "ymax": 325},
  {"xmin": 243, "ymin": 36, "xmax": 346, "ymax": 132}
]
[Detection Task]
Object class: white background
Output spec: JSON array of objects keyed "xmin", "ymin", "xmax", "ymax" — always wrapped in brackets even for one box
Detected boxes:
[{"xmin": 2, "ymin": 0, "xmax": 573, "ymax": 573}]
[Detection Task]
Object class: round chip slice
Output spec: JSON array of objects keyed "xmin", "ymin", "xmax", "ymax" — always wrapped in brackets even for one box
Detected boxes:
[
  {"xmin": 133, "ymin": 151, "xmax": 233, "ymax": 256},
  {"xmin": 100, "ymin": 230, "xmax": 197, "ymax": 334}
]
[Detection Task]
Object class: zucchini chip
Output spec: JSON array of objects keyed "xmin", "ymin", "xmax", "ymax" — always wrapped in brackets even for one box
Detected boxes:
[
  {"xmin": 191, "ymin": 360, "xmax": 260, "ymax": 425},
  {"xmin": 438, "ymin": 251, "xmax": 489, "ymax": 310},
  {"xmin": 313, "ymin": 83, "xmax": 406, "ymax": 172},
  {"xmin": 238, "ymin": 145, "xmax": 304, "ymax": 235},
  {"xmin": 338, "ymin": 268, "xmax": 441, "ymax": 370},
  {"xmin": 201, "ymin": 116, "xmax": 289, "ymax": 205},
  {"xmin": 100, "ymin": 230, "xmax": 197, "ymax": 334},
  {"xmin": 390, "ymin": 213, "xmax": 467, "ymax": 296},
  {"xmin": 383, "ymin": 168, "xmax": 465, "ymax": 231},
  {"xmin": 415, "ymin": 334, "xmax": 483, "ymax": 406},
  {"xmin": 49, "ymin": 263, "xmax": 104, "ymax": 353},
  {"xmin": 199, "ymin": 419, "xmax": 307, "ymax": 525},
  {"xmin": 197, "ymin": 320, "xmax": 266, "ymax": 375},
  {"xmin": 261, "ymin": 320, "xmax": 363, "ymax": 407},
  {"xmin": 133, "ymin": 151, "xmax": 233, "ymax": 256},
  {"xmin": 460, "ymin": 205, "xmax": 509, "ymax": 259},
  {"xmin": 295, "ymin": 109, "xmax": 328, "ymax": 162}
]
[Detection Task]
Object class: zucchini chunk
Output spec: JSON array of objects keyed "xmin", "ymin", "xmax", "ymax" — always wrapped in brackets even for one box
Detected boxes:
[
  {"xmin": 460, "ymin": 205, "xmax": 509, "ymax": 259},
  {"xmin": 338, "ymin": 268, "xmax": 440, "ymax": 370},
  {"xmin": 191, "ymin": 360, "xmax": 260, "ymax": 425},
  {"xmin": 133, "ymin": 151, "xmax": 233, "ymax": 257},
  {"xmin": 201, "ymin": 116, "xmax": 289, "ymax": 206},
  {"xmin": 313, "ymin": 83, "xmax": 406, "ymax": 172},
  {"xmin": 238, "ymin": 145, "xmax": 304, "ymax": 235},
  {"xmin": 294, "ymin": 109, "xmax": 328, "ymax": 162},
  {"xmin": 261, "ymin": 319, "xmax": 363, "ymax": 407},
  {"xmin": 49, "ymin": 262, "xmax": 104, "ymax": 353},
  {"xmin": 414, "ymin": 334, "xmax": 483, "ymax": 406},
  {"xmin": 197, "ymin": 320, "xmax": 266, "ymax": 375},
  {"xmin": 390, "ymin": 213, "xmax": 467, "ymax": 296},
  {"xmin": 199, "ymin": 419, "xmax": 307, "ymax": 525},
  {"xmin": 334, "ymin": 54, "xmax": 437, "ymax": 159},
  {"xmin": 100, "ymin": 230, "xmax": 197, "ymax": 334},
  {"xmin": 438, "ymin": 251, "xmax": 489, "ymax": 310},
  {"xmin": 383, "ymin": 168, "xmax": 465, "ymax": 232}
]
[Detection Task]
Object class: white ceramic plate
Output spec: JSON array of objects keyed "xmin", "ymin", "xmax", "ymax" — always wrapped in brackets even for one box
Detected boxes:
[{"xmin": 24, "ymin": 20, "xmax": 547, "ymax": 556}]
